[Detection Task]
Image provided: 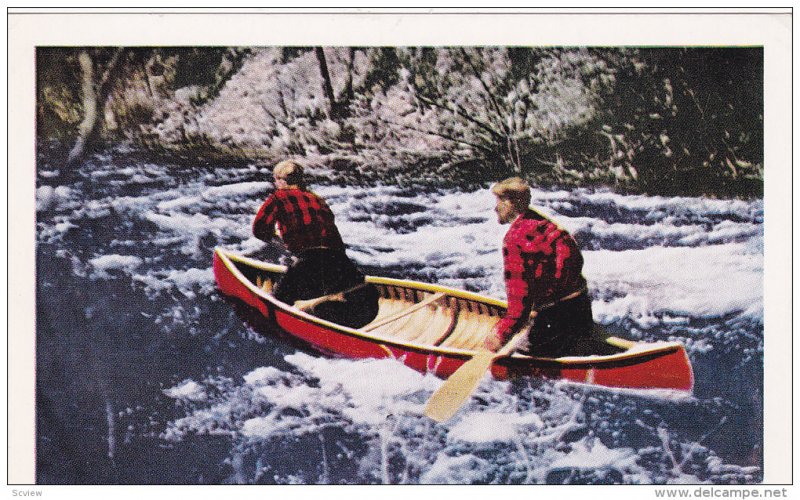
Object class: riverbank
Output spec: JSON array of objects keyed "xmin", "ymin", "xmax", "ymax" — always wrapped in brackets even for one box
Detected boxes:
[{"xmin": 37, "ymin": 47, "xmax": 764, "ymax": 199}]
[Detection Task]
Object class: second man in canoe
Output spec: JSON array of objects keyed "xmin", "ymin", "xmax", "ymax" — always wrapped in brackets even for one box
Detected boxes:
[
  {"xmin": 252, "ymin": 160, "xmax": 379, "ymax": 328},
  {"xmin": 483, "ymin": 177, "xmax": 616, "ymax": 357}
]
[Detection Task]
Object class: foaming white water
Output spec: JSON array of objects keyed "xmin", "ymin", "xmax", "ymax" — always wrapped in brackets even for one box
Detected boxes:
[
  {"xmin": 88, "ymin": 254, "xmax": 144, "ymax": 279},
  {"xmin": 161, "ymin": 354, "xmax": 436, "ymax": 442},
  {"xmin": 579, "ymin": 189, "xmax": 762, "ymax": 220},
  {"xmin": 160, "ymin": 351, "xmax": 758, "ymax": 484},
  {"xmin": 163, "ymin": 380, "xmax": 208, "ymax": 402},
  {"xmin": 37, "ymin": 166, "xmax": 762, "ymax": 328},
  {"xmin": 36, "ymin": 185, "xmax": 73, "ymax": 211},
  {"xmin": 133, "ymin": 267, "xmax": 215, "ymax": 299},
  {"xmin": 547, "ymin": 438, "xmax": 639, "ymax": 471},
  {"xmin": 448, "ymin": 411, "xmax": 544, "ymax": 443},
  {"xmin": 566, "ymin": 216, "xmax": 761, "ymax": 247},
  {"xmin": 552, "ymin": 380, "xmax": 696, "ymax": 403},
  {"xmin": 586, "ymin": 243, "xmax": 763, "ymax": 325},
  {"xmin": 36, "ymin": 162, "xmax": 764, "ymax": 484}
]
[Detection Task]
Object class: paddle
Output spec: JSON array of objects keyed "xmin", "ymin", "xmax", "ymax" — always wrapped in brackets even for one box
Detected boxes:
[
  {"xmin": 424, "ymin": 328, "xmax": 530, "ymax": 422},
  {"xmin": 293, "ymin": 282, "xmax": 368, "ymax": 312}
]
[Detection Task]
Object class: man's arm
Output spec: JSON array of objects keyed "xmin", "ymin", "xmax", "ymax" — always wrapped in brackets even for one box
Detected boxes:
[
  {"xmin": 485, "ymin": 293, "xmax": 533, "ymax": 351},
  {"xmin": 252, "ymin": 195, "xmax": 278, "ymax": 242},
  {"xmin": 484, "ymin": 242, "xmax": 534, "ymax": 351}
]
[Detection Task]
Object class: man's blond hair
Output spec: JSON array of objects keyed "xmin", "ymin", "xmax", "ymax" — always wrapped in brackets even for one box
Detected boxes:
[
  {"xmin": 491, "ymin": 177, "xmax": 531, "ymax": 210},
  {"xmin": 273, "ymin": 160, "xmax": 305, "ymax": 187}
]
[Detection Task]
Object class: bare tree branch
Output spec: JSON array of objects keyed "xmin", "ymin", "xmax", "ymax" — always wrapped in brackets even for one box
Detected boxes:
[
  {"xmin": 459, "ymin": 48, "xmax": 512, "ymax": 137},
  {"xmin": 374, "ymin": 114, "xmax": 496, "ymax": 156},
  {"xmin": 414, "ymin": 92, "xmax": 504, "ymax": 143}
]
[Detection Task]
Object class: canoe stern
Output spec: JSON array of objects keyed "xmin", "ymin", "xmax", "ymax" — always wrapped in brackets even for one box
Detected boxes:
[{"xmin": 500, "ymin": 343, "xmax": 694, "ymax": 392}]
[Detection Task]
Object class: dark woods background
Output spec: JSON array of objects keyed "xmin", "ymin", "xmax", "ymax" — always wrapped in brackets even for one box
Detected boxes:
[{"xmin": 37, "ymin": 46, "xmax": 763, "ymax": 198}]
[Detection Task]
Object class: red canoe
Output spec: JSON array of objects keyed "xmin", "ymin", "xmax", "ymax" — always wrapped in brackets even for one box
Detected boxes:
[{"xmin": 213, "ymin": 248, "xmax": 694, "ymax": 392}]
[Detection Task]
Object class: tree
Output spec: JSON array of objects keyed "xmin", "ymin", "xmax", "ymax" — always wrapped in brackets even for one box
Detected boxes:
[
  {"xmin": 66, "ymin": 48, "xmax": 126, "ymax": 165},
  {"xmin": 399, "ymin": 47, "xmax": 606, "ymax": 174},
  {"xmin": 590, "ymin": 48, "xmax": 763, "ymax": 196},
  {"xmin": 38, "ymin": 47, "xmax": 253, "ymax": 164},
  {"xmin": 315, "ymin": 47, "xmax": 338, "ymax": 118}
]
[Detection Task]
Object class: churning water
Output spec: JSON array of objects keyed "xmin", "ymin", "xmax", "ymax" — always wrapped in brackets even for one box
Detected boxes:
[{"xmin": 35, "ymin": 149, "xmax": 763, "ymax": 484}]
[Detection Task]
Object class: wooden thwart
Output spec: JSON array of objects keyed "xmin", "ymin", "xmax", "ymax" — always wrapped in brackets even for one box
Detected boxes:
[
  {"xmin": 605, "ymin": 336, "xmax": 636, "ymax": 350},
  {"xmin": 294, "ymin": 282, "xmax": 370, "ymax": 312}
]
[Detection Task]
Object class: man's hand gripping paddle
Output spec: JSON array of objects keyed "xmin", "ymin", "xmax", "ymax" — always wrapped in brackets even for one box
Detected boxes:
[{"xmin": 424, "ymin": 329, "xmax": 530, "ymax": 422}]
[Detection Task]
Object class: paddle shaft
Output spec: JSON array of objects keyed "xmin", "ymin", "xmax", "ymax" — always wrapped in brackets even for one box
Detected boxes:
[{"xmin": 424, "ymin": 328, "xmax": 531, "ymax": 422}]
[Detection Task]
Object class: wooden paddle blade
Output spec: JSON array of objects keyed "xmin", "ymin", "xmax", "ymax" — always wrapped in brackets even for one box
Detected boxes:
[
  {"xmin": 424, "ymin": 351, "xmax": 496, "ymax": 422},
  {"xmin": 423, "ymin": 330, "xmax": 530, "ymax": 422}
]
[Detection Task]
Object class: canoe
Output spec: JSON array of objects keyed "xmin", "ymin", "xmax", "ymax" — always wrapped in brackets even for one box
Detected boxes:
[{"xmin": 213, "ymin": 248, "xmax": 694, "ymax": 392}]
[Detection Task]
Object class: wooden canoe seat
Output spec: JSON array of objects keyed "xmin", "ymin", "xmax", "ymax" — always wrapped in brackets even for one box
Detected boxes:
[{"xmin": 255, "ymin": 275, "xmax": 273, "ymax": 293}]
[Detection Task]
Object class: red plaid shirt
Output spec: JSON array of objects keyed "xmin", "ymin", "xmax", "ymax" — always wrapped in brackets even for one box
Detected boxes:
[
  {"xmin": 253, "ymin": 188, "xmax": 345, "ymax": 254},
  {"xmin": 493, "ymin": 209, "xmax": 587, "ymax": 342}
]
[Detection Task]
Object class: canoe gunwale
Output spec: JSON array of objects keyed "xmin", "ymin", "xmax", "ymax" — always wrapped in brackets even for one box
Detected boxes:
[
  {"xmin": 213, "ymin": 247, "xmax": 688, "ymax": 368},
  {"xmin": 215, "ymin": 248, "xmax": 488, "ymax": 359}
]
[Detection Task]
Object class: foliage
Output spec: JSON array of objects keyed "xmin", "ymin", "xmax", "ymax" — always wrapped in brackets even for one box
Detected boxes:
[
  {"xmin": 37, "ymin": 47, "xmax": 251, "ymax": 148},
  {"xmin": 36, "ymin": 46, "xmax": 763, "ymax": 198},
  {"xmin": 36, "ymin": 48, "xmax": 87, "ymax": 140},
  {"xmin": 586, "ymin": 48, "xmax": 763, "ymax": 197}
]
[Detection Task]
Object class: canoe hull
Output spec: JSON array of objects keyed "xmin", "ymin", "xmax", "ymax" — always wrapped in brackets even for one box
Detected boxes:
[{"xmin": 213, "ymin": 248, "xmax": 693, "ymax": 392}]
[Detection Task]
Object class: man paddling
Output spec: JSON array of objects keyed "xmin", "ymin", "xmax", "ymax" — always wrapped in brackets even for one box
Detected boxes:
[
  {"xmin": 253, "ymin": 160, "xmax": 378, "ymax": 328},
  {"xmin": 483, "ymin": 177, "xmax": 609, "ymax": 357}
]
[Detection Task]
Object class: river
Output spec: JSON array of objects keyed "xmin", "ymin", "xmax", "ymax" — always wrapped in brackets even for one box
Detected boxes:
[{"xmin": 35, "ymin": 148, "xmax": 763, "ymax": 484}]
